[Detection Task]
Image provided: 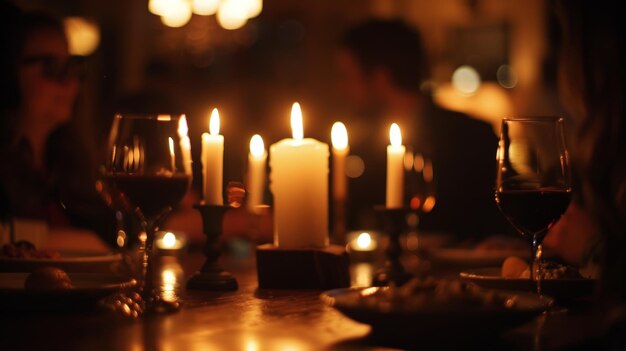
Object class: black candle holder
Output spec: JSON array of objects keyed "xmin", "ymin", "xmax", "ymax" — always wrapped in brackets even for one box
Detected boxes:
[
  {"xmin": 372, "ymin": 206, "xmax": 413, "ymax": 286},
  {"xmin": 186, "ymin": 204, "xmax": 238, "ymax": 291}
]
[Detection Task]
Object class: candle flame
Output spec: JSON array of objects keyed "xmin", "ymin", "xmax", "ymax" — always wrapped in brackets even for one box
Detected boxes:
[
  {"xmin": 162, "ymin": 232, "xmax": 177, "ymax": 249},
  {"xmin": 178, "ymin": 115, "xmax": 189, "ymax": 137},
  {"xmin": 390, "ymin": 123, "xmax": 402, "ymax": 147},
  {"xmin": 250, "ymin": 134, "xmax": 265, "ymax": 158},
  {"xmin": 209, "ymin": 108, "xmax": 220, "ymax": 135},
  {"xmin": 291, "ymin": 102, "xmax": 303, "ymax": 140},
  {"xmin": 331, "ymin": 122, "xmax": 348, "ymax": 150}
]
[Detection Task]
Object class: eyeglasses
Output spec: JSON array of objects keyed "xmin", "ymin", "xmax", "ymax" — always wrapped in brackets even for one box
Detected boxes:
[{"xmin": 21, "ymin": 55, "xmax": 86, "ymax": 81}]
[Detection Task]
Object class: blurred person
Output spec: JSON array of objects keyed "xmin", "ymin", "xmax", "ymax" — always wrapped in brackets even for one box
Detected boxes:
[
  {"xmin": 337, "ymin": 19, "xmax": 508, "ymax": 239},
  {"xmin": 549, "ymin": 0, "xmax": 625, "ymax": 347},
  {"xmin": 0, "ymin": 3, "xmax": 113, "ymax": 251}
]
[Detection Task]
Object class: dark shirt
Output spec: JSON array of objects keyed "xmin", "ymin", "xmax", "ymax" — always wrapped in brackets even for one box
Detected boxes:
[
  {"xmin": 0, "ymin": 126, "xmax": 115, "ymax": 246},
  {"xmin": 347, "ymin": 101, "xmax": 509, "ymax": 239}
]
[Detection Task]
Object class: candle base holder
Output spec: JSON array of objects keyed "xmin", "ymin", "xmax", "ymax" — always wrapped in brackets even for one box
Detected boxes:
[
  {"xmin": 186, "ymin": 204, "xmax": 238, "ymax": 291},
  {"xmin": 256, "ymin": 244, "xmax": 350, "ymax": 290},
  {"xmin": 372, "ymin": 206, "xmax": 412, "ymax": 286}
]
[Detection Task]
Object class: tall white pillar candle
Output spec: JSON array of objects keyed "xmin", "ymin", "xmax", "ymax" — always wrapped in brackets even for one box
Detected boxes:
[
  {"xmin": 247, "ymin": 134, "xmax": 267, "ymax": 212},
  {"xmin": 270, "ymin": 103, "xmax": 329, "ymax": 248},
  {"xmin": 386, "ymin": 123, "xmax": 405, "ymax": 208},
  {"xmin": 201, "ymin": 108, "xmax": 224, "ymax": 205}
]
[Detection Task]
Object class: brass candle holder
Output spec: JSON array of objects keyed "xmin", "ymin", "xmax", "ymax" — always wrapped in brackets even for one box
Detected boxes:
[
  {"xmin": 186, "ymin": 204, "xmax": 238, "ymax": 291},
  {"xmin": 372, "ymin": 206, "xmax": 412, "ymax": 286}
]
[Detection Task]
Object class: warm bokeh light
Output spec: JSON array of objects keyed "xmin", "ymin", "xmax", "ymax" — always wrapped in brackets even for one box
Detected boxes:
[
  {"xmin": 452, "ymin": 65, "xmax": 481, "ymax": 95},
  {"xmin": 497, "ymin": 64, "xmax": 518, "ymax": 89},
  {"xmin": 414, "ymin": 154, "xmax": 425, "ymax": 172},
  {"xmin": 64, "ymin": 17, "xmax": 100, "ymax": 56},
  {"xmin": 433, "ymin": 82, "xmax": 513, "ymax": 128},
  {"xmin": 178, "ymin": 115, "xmax": 189, "ymax": 137},
  {"xmin": 250, "ymin": 134, "xmax": 265, "ymax": 158},
  {"xmin": 356, "ymin": 232, "xmax": 374, "ymax": 250},
  {"xmin": 422, "ymin": 196, "xmax": 436, "ymax": 213},
  {"xmin": 209, "ymin": 108, "xmax": 220, "ymax": 135},
  {"xmin": 217, "ymin": 0, "xmax": 249, "ymax": 30},
  {"xmin": 423, "ymin": 160, "xmax": 434, "ymax": 182},
  {"xmin": 162, "ymin": 232, "xmax": 177, "ymax": 249},
  {"xmin": 331, "ymin": 122, "xmax": 348, "ymax": 150},
  {"xmin": 192, "ymin": 0, "xmax": 221, "ymax": 15},
  {"xmin": 160, "ymin": 0, "xmax": 193, "ymax": 28},
  {"xmin": 245, "ymin": 0, "xmax": 263, "ymax": 18},
  {"xmin": 157, "ymin": 114, "xmax": 171, "ymax": 121},
  {"xmin": 346, "ymin": 155, "xmax": 365, "ymax": 178},
  {"xmin": 290, "ymin": 102, "xmax": 303, "ymax": 140},
  {"xmin": 149, "ymin": 0, "xmax": 168, "ymax": 15},
  {"xmin": 406, "ymin": 232, "xmax": 419, "ymax": 251},
  {"xmin": 389, "ymin": 123, "xmax": 402, "ymax": 147},
  {"xmin": 244, "ymin": 339, "xmax": 259, "ymax": 351},
  {"xmin": 403, "ymin": 150, "xmax": 413, "ymax": 171}
]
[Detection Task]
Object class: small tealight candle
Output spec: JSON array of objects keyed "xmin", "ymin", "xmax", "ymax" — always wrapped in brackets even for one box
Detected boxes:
[
  {"xmin": 155, "ymin": 231, "xmax": 187, "ymax": 253},
  {"xmin": 349, "ymin": 232, "xmax": 377, "ymax": 252}
]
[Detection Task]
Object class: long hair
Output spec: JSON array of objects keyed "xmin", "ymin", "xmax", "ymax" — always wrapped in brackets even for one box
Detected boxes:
[{"xmin": 557, "ymin": 0, "xmax": 626, "ymax": 321}]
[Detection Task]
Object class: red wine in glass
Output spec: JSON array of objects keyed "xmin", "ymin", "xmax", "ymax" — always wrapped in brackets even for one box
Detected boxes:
[
  {"xmin": 495, "ymin": 187, "xmax": 571, "ymax": 244},
  {"xmin": 104, "ymin": 173, "xmax": 190, "ymax": 218}
]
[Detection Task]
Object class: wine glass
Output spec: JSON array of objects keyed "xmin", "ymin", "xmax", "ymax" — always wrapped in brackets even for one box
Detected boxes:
[
  {"xmin": 495, "ymin": 117, "xmax": 571, "ymax": 296},
  {"xmin": 103, "ymin": 113, "xmax": 191, "ymax": 314}
]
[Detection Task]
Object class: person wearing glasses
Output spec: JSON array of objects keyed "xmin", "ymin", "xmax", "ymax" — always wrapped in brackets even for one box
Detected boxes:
[{"xmin": 0, "ymin": 4, "xmax": 112, "ymax": 251}]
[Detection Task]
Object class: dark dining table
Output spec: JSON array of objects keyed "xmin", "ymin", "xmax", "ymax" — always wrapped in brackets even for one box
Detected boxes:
[{"xmin": 0, "ymin": 248, "xmax": 601, "ymax": 351}]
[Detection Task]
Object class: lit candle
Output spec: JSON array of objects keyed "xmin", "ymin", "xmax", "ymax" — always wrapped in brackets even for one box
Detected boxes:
[
  {"xmin": 331, "ymin": 122, "xmax": 349, "ymax": 201},
  {"xmin": 168, "ymin": 137, "xmax": 175, "ymax": 172},
  {"xmin": 350, "ymin": 232, "xmax": 377, "ymax": 252},
  {"xmin": 155, "ymin": 231, "xmax": 186, "ymax": 250},
  {"xmin": 247, "ymin": 134, "xmax": 267, "ymax": 212},
  {"xmin": 201, "ymin": 108, "xmax": 224, "ymax": 205},
  {"xmin": 386, "ymin": 123, "xmax": 405, "ymax": 208},
  {"xmin": 269, "ymin": 102, "xmax": 329, "ymax": 248},
  {"xmin": 177, "ymin": 115, "xmax": 193, "ymax": 177}
]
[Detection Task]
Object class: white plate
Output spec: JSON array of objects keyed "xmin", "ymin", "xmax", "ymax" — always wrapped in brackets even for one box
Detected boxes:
[
  {"xmin": 460, "ymin": 267, "xmax": 596, "ymax": 301},
  {"xmin": 321, "ymin": 286, "xmax": 547, "ymax": 340},
  {"xmin": 0, "ymin": 272, "xmax": 136, "ymax": 311},
  {"xmin": 0, "ymin": 251, "xmax": 123, "ymax": 273}
]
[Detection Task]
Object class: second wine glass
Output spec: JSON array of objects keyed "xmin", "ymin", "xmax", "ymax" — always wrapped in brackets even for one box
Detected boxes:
[
  {"xmin": 103, "ymin": 113, "xmax": 191, "ymax": 314},
  {"xmin": 495, "ymin": 117, "xmax": 571, "ymax": 297}
]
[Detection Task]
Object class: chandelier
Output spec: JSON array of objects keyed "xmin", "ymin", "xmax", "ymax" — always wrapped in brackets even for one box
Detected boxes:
[{"xmin": 149, "ymin": 0, "xmax": 262, "ymax": 29}]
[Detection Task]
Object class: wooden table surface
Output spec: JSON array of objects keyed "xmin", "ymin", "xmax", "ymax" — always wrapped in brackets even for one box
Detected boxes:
[{"xmin": 0, "ymin": 250, "xmax": 600, "ymax": 351}]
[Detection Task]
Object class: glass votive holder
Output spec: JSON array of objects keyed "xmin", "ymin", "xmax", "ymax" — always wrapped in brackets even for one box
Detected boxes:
[
  {"xmin": 154, "ymin": 231, "xmax": 188, "ymax": 256},
  {"xmin": 346, "ymin": 230, "xmax": 380, "ymax": 261}
]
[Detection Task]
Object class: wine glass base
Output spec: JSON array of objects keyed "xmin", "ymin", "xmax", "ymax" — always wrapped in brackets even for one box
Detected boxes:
[
  {"xmin": 100, "ymin": 289, "xmax": 181, "ymax": 317},
  {"xmin": 142, "ymin": 291, "xmax": 181, "ymax": 314}
]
